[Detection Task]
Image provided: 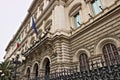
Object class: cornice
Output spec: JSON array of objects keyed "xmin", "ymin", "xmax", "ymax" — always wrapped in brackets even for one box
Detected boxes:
[
  {"xmin": 5, "ymin": 0, "xmax": 65, "ymax": 51},
  {"xmin": 24, "ymin": 37, "xmax": 49, "ymax": 57},
  {"xmin": 35, "ymin": 0, "xmax": 58, "ymax": 28},
  {"xmin": 5, "ymin": 1, "xmax": 34, "ymax": 51},
  {"xmin": 65, "ymin": 0, "xmax": 74, "ymax": 7},
  {"xmin": 51, "ymin": 33, "xmax": 70, "ymax": 42},
  {"xmin": 28, "ymin": 0, "xmax": 39, "ymax": 14},
  {"xmin": 70, "ymin": 1, "xmax": 120, "ymax": 40},
  {"xmin": 5, "ymin": 0, "xmax": 53, "ymax": 51},
  {"xmin": 6, "ymin": 0, "xmax": 57, "ymax": 57}
]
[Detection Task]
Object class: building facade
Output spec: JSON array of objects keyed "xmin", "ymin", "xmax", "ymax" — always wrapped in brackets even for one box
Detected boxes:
[{"xmin": 4, "ymin": 0, "xmax": 120, "ymax": 80}]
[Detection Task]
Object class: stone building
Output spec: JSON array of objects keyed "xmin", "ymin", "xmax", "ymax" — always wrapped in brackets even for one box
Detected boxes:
[{"xmin": 4, "ymin": 0, "xmax": 120, "ymax": 80}]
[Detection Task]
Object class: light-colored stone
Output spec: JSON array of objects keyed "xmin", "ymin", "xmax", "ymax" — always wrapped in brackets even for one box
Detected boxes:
[{"xmin": 4, "ymin": 0, "xmax": 120, "ymax": 79}]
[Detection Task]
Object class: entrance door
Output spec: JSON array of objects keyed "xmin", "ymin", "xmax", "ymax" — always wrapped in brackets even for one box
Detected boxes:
[{"xmin": 44, "ymin": 58, "xmax": 50, "ymax": 80}]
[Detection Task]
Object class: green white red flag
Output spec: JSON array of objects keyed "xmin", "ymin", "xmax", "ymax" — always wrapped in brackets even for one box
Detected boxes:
[{"xmin": 16, "ymin": 35, "xmax": 21, "ymax": 48}]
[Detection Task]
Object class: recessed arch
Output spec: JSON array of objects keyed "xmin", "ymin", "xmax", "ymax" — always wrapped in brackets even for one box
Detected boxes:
[
  {"xmin": 95, "ymin": 37, "xmax": 120, "ymax": 55},
  {"xmin": 40, "ymin": 56, "xmax": 51, "ymax": 79},
  {"xmin": 25, "ymin": 67, "xmax": 31, "ymax": 79},
  {"xmin": 31, "ymin": 61, "xmax": 39, "ymax": 79},
  {"xmin": 31, "ymin": 61, "xmax": 39, "ymax": 72},
  {"xmin": 40, "ymin": 56, "xmax": 51, "ymax": 69},
  {"xmin": 102, "ymin": 43, "xmax": 119, "ymax": 65},
  {"xmin": 73, "ymin": 48, "xmax": 90, "ymax": 62},
  {"xmin": 33, "ymin": 63, "xmax": 39, "ymax": 79}
]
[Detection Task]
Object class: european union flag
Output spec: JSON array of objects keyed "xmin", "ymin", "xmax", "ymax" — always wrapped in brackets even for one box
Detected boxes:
[{"xmin": 32, "ymin": 17, "xmax": 38, "ymax": 35}]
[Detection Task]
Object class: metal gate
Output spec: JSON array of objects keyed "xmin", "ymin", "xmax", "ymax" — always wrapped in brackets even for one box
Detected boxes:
[{"xmin": 31, "ymin": 57, "xmax": 120, "ymax": 80}]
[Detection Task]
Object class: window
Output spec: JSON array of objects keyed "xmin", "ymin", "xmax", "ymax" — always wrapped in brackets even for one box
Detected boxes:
[
  {"xmin": 74, "ymin": 13, "xmax": 81, "ymax": 28},
  {"xmin": 26, "ymin": 68, "xmax": 30, "ymax": 80},
  {"xmin": 79, "ymin": 53, "xmax": 89, "ymax": 71},
  {"xmin": 69, "ymin": 3, "xmax": 82, "ymax": 28},
  {"xmin": 91, "ymin": 0, "xmax": 102, "ymax": 15},
  {"xmin": 44, "ymin": 58, "xmax": 50, "ymax": 79},
  {"xmin": 102, "ymin": 43, "xmax": 119, "ymax": 65},
  {"xmin": 33, "ymin": 63, "xmax": 39, "ymax": 79}
]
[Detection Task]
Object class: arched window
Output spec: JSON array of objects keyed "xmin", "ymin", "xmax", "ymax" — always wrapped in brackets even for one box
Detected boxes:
[
  {"xmin": 45, "ymin": 59, "xmax": 50, "ymax": 76},
  {"xmin": 26, "ymin": 67, "xmax": 30, "ymax": 80},
  {"xmin": 102, "ymin": 43, "xmax": 119, "ymax": 65},
  {"xmin": 79, "ymin": 53, "xmax": 89, "ymax": 71},
  {"xmin": 42, "ymin": 58, "xmax": 50, "ymax": 80},
  {"xmin": 33, "ymin": 63, "xmax": 39, "ymax": 79}
]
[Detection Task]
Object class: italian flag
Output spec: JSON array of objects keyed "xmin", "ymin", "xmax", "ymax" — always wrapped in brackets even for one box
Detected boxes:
[{"xmin": 16, "ymin": 35, "xmax": 21, "ymax": 48}]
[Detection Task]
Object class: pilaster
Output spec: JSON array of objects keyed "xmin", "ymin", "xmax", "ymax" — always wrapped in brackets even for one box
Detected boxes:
[{"xmin": 52, "ymin": 4, "xmax": 67, "ymax": 33}]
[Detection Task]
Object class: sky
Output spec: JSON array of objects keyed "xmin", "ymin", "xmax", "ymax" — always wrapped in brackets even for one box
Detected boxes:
[{"xmin": 0, "ymin": 0, "xmax": 33, "ymax": 62}]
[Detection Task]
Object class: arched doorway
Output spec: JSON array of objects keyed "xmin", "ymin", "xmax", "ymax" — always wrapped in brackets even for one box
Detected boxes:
[
  {"xmin": 79, "ymin": 53, "xmax": 89, "ymax": 71},
  {"xmin": 26, "ymin": 67, "xmax": 30, "ymax": 80},
  {"xmin": 43, "ymin": 58, "xmax": 50, "ymax": 80},
  {"xmin": 102, "ymin": 43, "xmax": 119, "ymax": 65},
  {"xmin": 33, "ymin": 63, "xmax": 39, "ymax": 80}
]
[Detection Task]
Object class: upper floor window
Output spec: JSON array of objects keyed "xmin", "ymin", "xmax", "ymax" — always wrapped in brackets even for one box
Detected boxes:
[
  {"xmin": 74, "ymin": 13, "xmax": 81, "ymax": 28},
  {"xmin": 91, "ymin": 0, "xmax": 102, "ymax": 15},
  {"xmin": 102, "ymin": 43, "xmax": 119, "ymax": 65},
  {"xmin": 69, "ymin": 3, "xmax": 82, "ymax": 28}
]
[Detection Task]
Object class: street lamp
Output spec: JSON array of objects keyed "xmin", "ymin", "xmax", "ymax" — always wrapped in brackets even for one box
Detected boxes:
[
  {"xmin": 1, "ymin": 73, "xmax": 4, "ymax": 77},
  {"xmin": 0, "ymin": 70, "xmax": 2, "ymax": 77},
  {"xmin": 0, "ymin": 70, "xmax": 5, "ymax": 80},
  {"xmin": 10, "ymin": 51, "xmax": 26, "ymax": 80}
]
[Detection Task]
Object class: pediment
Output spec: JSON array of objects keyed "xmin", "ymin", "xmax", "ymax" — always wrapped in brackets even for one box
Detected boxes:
[{"xmin": 69, "ymin": 2, "xmax": 82, "ymax": 16}]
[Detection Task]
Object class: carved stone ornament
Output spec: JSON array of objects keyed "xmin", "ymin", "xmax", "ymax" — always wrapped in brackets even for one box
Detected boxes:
[
  {"xmin": 44, "ymin": 19, "xmax": 52, "ymax": 32},
  {"xmin": 69, "ymin": 3, "xmax": 82, "ymax": 16},
  {"xmin": 38, "ymin": 29, "xmax": 42, "ymax": 39}
]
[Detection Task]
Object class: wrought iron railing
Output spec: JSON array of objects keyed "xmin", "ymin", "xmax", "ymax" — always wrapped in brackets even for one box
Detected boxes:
[{"xmin": 29, "ymin": 56, "xmax": 120, "ymax": 80}]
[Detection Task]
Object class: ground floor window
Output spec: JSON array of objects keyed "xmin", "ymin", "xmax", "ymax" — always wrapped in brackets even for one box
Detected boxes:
[
  {"xmin": 79, "ymin": 53, "xmax": 89, "ymax": 71},
  {"xmin": 102, "ymin": 43, "xmax": 119, "ymax": 65}
]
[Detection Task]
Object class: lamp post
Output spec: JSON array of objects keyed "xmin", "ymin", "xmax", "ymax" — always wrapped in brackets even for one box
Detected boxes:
[
  {"xmin": 0, "ymin": 70, "xmax": 2, "ymax": 77},
  {"xmin": 0, "ymin": 70, "xmax": 5, "ymax": 80},
  {"xmin": 10, "ymin": 51, "xmax": 26, "ymax": 80}
]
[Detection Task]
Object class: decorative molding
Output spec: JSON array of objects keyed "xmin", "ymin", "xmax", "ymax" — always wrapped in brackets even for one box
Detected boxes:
[
  {"xmin": 69, "ymin": 2, "xmax": 82, "ymax": 17},
  {"xmin": 44, "ymin": 19, "xmax": 52, "ymax": 32},
  {"xmin": 84, "ymin": 0, "xmax": 93, "ymax": 3},
  {"xmin": 65, "ymin": 0, "xmax": 74, "ymax": 7}
]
